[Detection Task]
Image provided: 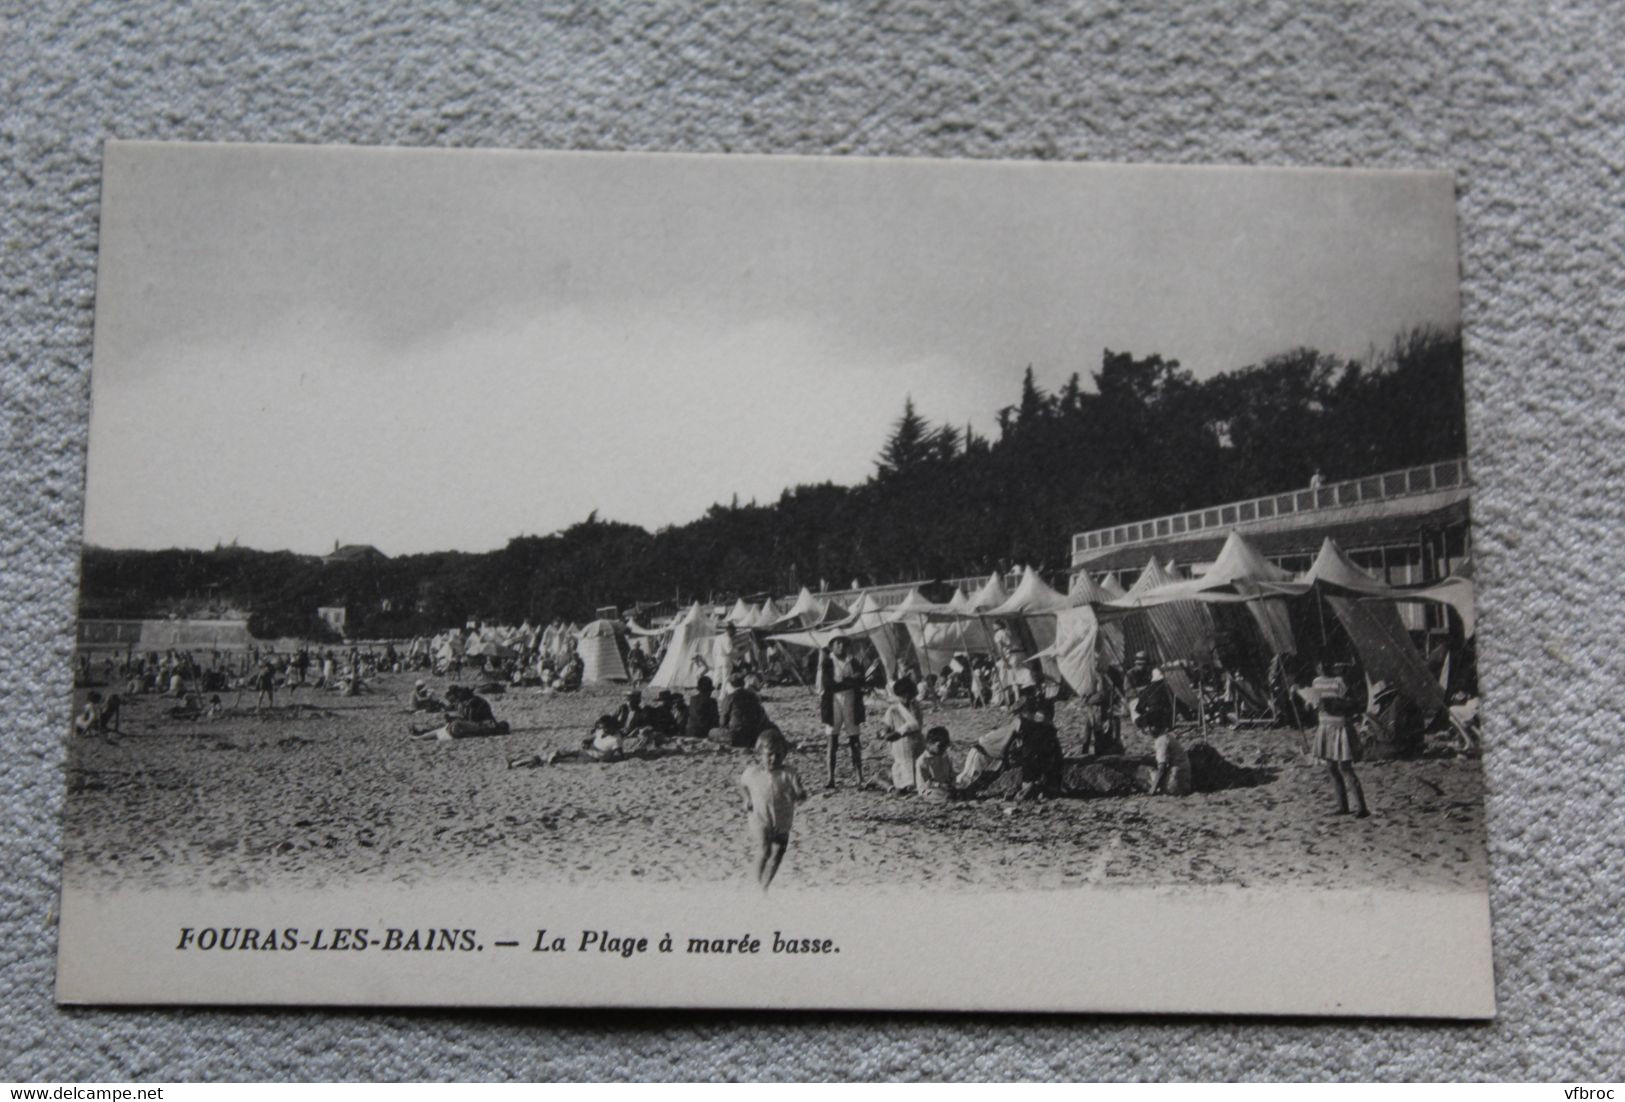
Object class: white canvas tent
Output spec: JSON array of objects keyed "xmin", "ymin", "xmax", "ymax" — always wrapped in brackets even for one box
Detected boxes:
[
  {"xmin": 576, "ymin": 618, "xmax": 630, "ymax": 683},
  {"xmin": 769, "ymin": 592, "xmax": 919, "ymax": 682},
  {"xmin": 966, "ymin": 571, "xmax": 1012, "ymax": 613},
  {"xmin": 649, "ymin": 603, "xmax": 733, "ymax": 691},
  {"xmin": 984, "ymin": 566, "xmax": 1074, "ymax": 682},
  {"xmin": 896, "ymin": 585, "xmax": 996, "ymax": 676}
]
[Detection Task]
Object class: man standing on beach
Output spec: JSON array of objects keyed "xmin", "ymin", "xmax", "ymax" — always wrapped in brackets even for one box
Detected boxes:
[{"xmin": 818, "ymin": 637, "xmax": 866, "ymax": 789}]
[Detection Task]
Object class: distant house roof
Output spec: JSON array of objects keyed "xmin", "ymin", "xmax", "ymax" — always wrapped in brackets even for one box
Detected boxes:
[
  {"xmin": 322, "ymin": 544, "xmax": 387, "ymax": 565},
  {"xmin": 1080, "ymin": 498, "xmax": 1471, "ymax": 575}
]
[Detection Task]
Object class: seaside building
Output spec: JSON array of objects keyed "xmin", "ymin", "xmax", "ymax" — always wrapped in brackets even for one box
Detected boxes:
[{"xmin": 1068, "ymin": 458, "xmax": 1472, "ymax": 636}]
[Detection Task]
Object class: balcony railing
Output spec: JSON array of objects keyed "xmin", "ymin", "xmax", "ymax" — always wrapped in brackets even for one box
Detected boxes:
[{"xmin": 1070, "ymin": 458, "xmax": 1470, "ymax": 560}]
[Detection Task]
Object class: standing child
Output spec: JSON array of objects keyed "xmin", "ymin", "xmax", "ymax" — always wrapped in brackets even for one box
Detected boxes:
[
  {"xmin": 1311, "ymin": 660, "xmax": 1370, "ymax": 818},
  {"xmin": 253, "ymin": 662, "xmax": 276, "ymax": 711},
  {"xmin": 738, "ymin": 727, "xmax": 808, "ymax": 891},
  {"xmin": 916, "ymin": 726, "xmax": 956, "ymax": 802},
  {"xmin": 882, "ymin": 677, "xmax": 926, "ymax": 794}
]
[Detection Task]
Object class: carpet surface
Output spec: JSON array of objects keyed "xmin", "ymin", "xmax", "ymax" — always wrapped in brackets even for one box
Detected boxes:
[{"xmin": 3, "ymin": 0, "xmax": 1622, "ymax": 1082}]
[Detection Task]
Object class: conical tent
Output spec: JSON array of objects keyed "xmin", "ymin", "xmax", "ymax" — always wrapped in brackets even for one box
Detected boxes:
[
  {"xmin": 772, "ymin": 587, "xmax": 822, "ymax": 629},
  {"xmin": 576, "ymin": 619, "xmax": 630, "ymax": 682},
  {"xmin": 649, "ymin": 604, "xmax": 733, "ymax": 691},
  {"xmin": 967, "ymin": 571, "xmax": 1011, "ymax": 612},
  {"xmin": 1300, "ymin": 539, "xmax": 1455, "ymax": 718},
  {"xmin": 905, "ymin": 586, "xmax": 995, "ymax": 675},
  {"xmin": 984, "ymin": 567, "xmax": 1073, "ymax": 681},
  {"xmin": 986, "ymin": 567, "xmax": 1071, "ymax": 617},
  {"xmin": 886, "ymin": 587, "xmax": 948, "ymax": 621},
  {"xmin": 723, "ymin": 598, "xmax": 754, "ymax": 626},
  {"xmin": 1069, "ymin": 572, "xmax": 1112, "ymax": 606}
]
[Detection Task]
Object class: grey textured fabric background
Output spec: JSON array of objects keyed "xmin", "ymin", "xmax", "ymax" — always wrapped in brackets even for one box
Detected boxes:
[{"xmin": 3, "ymin": 0, "xmax": 1622, "ymax": 1082}]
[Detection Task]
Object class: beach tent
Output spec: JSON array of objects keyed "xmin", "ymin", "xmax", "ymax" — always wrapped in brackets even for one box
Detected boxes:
[
  {"xmin": 894, "ymin": 586, "xmax": 996, "ymax": 676},
  {"xmin": 464, "ymin": 635, "xmax": 518, "ymax": 659},
  {"xmin": 770, "ymin": 587, "xmax": 822, "ymax": 629},
  {"xmin": 723, "ymin": 598, "xmax": 754, "ymax": 626},
  {"xmin": 984, "ymin": 567, "xmax": 1074, "ymax": 682},
  {"xmin": 576, "ymin": 618, "xmax": 631, "ymax": 682},
  {"xmin": 769, "ymin": 592, "xmax": 919, "ymax": 682},
  {"xmin": 649, "ymin": 603, "xmax": 733, "ymax": 691},
  {"xmin": 1102, "ymin": 557, "xmax": 1209, "ymax": 708},
  {"xmin": 770, "ymin": 587, "xmax": 850, "ymax": 631},
  {"xmin": 966, "ymin": 571, "xmax": 1012, "ymax": 613},
  {"xmin": 1294, "ymin": 539, "xmax": 1457, "ymax": 718},
  {"xmin": 1068, "ymin": 572, "xmax": 1114, "ymax": 606}
]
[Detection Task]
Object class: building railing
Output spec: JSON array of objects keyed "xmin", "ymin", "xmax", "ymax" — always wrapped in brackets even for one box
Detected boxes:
[{"xmin": 1070, "ymin": 458, "xmax": 1470, "ymax": 561}]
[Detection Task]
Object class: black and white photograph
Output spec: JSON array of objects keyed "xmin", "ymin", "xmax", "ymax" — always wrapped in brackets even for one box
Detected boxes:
[{"xmin": 56, "ymin": 141, "xmax": 1491, "ymax": 1017}]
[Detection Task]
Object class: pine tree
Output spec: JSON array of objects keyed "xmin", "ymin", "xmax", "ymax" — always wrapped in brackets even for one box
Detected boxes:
[
  {"xmin": 876, "ymin": 397, "xmax": 931, "ymax": 477},
  {"xmin": 1017, "ymin": 365, "xmax": 1048, "ymax": 425}
]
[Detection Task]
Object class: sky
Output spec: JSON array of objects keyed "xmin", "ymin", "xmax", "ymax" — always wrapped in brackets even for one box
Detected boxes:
[{"xmin": 83, "ymin": 143, "xmax": 1461, "ymax": 555}]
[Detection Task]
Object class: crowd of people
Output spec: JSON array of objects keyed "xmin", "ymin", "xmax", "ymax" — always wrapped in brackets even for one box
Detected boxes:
[{"xmin": 73, "ymin": 606, "xmax": 1450, "ymax": 895}]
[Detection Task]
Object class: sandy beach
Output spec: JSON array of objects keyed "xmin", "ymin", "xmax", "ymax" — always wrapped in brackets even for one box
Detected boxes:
[{"xmin": 60, "ymin": 673, "xmax": 1487, "ymax": 895}]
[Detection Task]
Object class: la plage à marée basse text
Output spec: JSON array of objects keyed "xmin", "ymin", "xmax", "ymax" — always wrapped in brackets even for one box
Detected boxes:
[{"xmin": 173, "ymin": 926, "xmax": 839, "ymax": 955}]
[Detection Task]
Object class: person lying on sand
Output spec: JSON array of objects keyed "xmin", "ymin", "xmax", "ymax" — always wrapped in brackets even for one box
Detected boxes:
[
  {"xmin": 407, "ymin": 685, "xmax": 510, "ymax": 741},
  {"xmin": 509, "ymin": 714, "xmax": 661, "ymax": 767}
]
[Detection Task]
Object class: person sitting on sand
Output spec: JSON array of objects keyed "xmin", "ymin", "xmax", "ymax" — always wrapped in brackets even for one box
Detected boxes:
[
  {"xmin": 74, "ymin": 692, "xmax": 105, "ymax": 737},
  {"xmin": 1012, "ymin": 694, "xmax": 1063, "ymax": 801},
  {"xmin": 738, "ymin": 726, "xmax": 808, "ymax": 891},
  {"xmin": 202, "ymin": 694, "xmax": 223, "ymax": 720},
  {"xmin": 646, "ymin": 689, "xmax": 685, "ymax": 741},
  {"xmin": 407, "ymin": 679, "xmax": 444, "ymax": 713},
  {"xmin": 916, "ymin": 726, "xmax": 956, "ymax": 802},
  {"xmin": 882, "ymin": 677, "xmax": 926, "ymax": 794},
  {"xmin": 684, "ymin": 675, "xmax": 721, "ymax": 740},
  {"xmin": 1311, "ymin": 660, "xmax": 1370, "ymax": 818},
  {"xmin": 955, "ymin": 692, "xmax": 1060, "ymax": 798},
  {"xmin": 615, "ymin": 690, "xmax": 649, "ymax": 734},
  {"xmin": 1148, "ymin": 727, "xmax": 1192, "ymax": 796},
  {"xmin": 721, "ymin": 672, "xmax": 769, "ymax": 749},
  {"xmin": 559, "ymin": 655, "xmax": 584, "ymax": 692},
  {"xmin": 408, "ymin": 685, "xmax": 510, "ymax": 741},
  {"xmin": 1128, "ymin": 659, "xmax": 1174, "ymax": 738}
]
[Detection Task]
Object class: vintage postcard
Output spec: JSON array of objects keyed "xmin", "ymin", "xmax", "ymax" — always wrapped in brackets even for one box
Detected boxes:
[{"xmin": 57, "ymin": 142, "xmax": 1491, "ymax": 1017}]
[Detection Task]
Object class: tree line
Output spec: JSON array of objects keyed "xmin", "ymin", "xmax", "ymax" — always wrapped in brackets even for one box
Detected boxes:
[{"xmin": 78, "ymin": 325, "xmax": 1465, "ymax": 639}]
